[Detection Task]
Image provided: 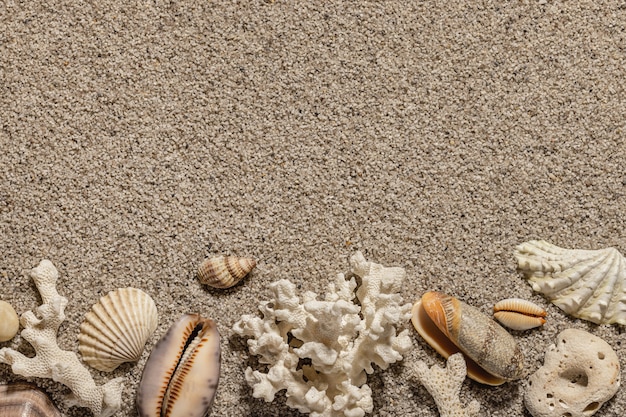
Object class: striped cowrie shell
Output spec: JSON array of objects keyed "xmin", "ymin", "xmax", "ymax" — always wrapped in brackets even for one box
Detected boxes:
[{"xmin": 493, "ymin": 298, "xmax": 546, "ymax": 331}]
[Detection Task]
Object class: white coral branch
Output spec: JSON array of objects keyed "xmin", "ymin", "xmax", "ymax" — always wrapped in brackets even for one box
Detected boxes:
[
  {"xmin": 0, "ymin": 260, "xmax": 124, "ymax": 417},
  {"xmin": 233, "ymin": 252, "xmax": 413, "ymax": 417},
  {"xmin": 411, "ymin": 353, "xmax": 480, "ymax": 417}
]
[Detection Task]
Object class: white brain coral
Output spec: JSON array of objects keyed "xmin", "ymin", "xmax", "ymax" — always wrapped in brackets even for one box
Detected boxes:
[{"xmin": 232, "ymin": 252, "xmax": 413, "ymax": 417}]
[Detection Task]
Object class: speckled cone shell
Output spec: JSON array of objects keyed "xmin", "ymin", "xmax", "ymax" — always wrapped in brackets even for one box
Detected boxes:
[
  {"xmin": 0, "ymin": 383, "xmax": 62, "ymax": 417},
  {"xmin": 412, "ymin": 291, "xmax": 525, "ymax": 385},
  {"xmin": 78, "ymin": 287, "xmax": 158, "ymax": 372},
  {"xmin": 197, "ymin": 255, "xmax": 256, "ymax": 288},
  {"xmin": 136, "ymin": 313, "xmax": 221, "ymax": 417},
  {"xmin": 515, "ymin": 240, "xmax": 626, "ymax": 325}
]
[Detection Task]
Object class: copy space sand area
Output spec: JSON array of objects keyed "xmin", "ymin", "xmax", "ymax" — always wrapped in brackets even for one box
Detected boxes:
[{"xmin": 1, "ymin": 1, "xmax": 625, "ymax": 416}]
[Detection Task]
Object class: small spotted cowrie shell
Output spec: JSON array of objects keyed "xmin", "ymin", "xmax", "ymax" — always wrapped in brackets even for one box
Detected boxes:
[
  {"xmin": 493, "ymin": 298, "xmax": 546, "ymax": 331},
  {"xmin": 197, "ymin": 256, "xmax": 256, "ymax": 289}
]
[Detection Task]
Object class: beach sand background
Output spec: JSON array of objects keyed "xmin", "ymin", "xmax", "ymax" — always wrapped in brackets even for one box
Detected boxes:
[{"xmin": 1, "ymin": 1, "xmax": 625, "ymax": 416}]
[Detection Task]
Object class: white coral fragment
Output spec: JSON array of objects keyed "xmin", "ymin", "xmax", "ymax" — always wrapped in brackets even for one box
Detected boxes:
[
  {"xmin": 233, "ymin": 252, "xmax": 413, "ymax": 417},
  {"xmin": 411, "ymin": 353, "xmax": 480, "ymax": 417},
  {"xmin": 524, "ymin": 328, "xmax": 620, "ymax": 417},
  {"xmin": 0, "ymin": 260, "xmax": 124, "ymax": 417}
]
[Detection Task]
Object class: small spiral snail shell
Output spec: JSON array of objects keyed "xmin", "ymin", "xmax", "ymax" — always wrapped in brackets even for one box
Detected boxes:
[
  {"xmin": 197, "ymin": 256, "xmax": 256, "ymax": 289},
  {"xmin": 411, "ymin": 291, "xmax": 525, "ymax": 385}
]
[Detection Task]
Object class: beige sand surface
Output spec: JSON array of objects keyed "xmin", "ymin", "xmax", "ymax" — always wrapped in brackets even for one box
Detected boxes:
[{"xmin": 1, "ymin": 1, "xmax": 625, "ymax": 416}]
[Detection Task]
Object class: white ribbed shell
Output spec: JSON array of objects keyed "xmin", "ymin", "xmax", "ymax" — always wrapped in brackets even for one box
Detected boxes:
[
  {"xmin": 78, "ymin": 288, "xmax": 158, "ymax": 371},
  {"xmin": 515, "ymin": 240, "xmax": 626, "ymax": 325}
]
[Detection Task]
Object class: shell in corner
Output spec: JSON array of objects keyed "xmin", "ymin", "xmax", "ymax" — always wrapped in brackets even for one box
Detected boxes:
[
  {"xmin": 136, "ymin": 314, "xmax": 220, "ymax": 417},
  {"xmin": 197, "ymin": 256, "xmax": 256, "ymax": 289},
  {"xmin": 79, "ymin": 287, "xmax": 158, "ymax": 372},
  {"xmin": 514, "ymin": 240, "xmax": 626, "ymax": 325},
  {"xmin": 0, "ymin": 383, "xmax": 62, "ymax": 417},
  {"xmin": 0, "ymin": 300, "xmax": 19, "ymax": 342}
]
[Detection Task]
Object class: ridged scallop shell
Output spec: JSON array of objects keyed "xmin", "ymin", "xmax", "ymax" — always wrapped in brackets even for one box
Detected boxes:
[
  {"xmin": 411, "ymin": 291, "xmax": 525, "ymax": 385},
  {"xmin": 0, "ymin": 383, "xmax": 62, "ymax": 417},
  {"xmin": 197, "ymin": 255, "xmax": 256, "ymax": 288},
  {"xmin": 78, "ymin": 287, "xmax": 158, "ymax": 372},
  {"xmin": 514, "ymin": 240, "xmax": 626, "ymax": 325},
  {"xmin": 493, "ymin": 298, "xmax": 547, "ymax": 331},
  {"xmin": 136, "ymin": 314, "xmax": 221, "ymax": 417}
]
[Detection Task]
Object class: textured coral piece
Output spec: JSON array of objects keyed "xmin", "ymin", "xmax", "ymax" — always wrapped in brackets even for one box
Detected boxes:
[
  {"xmin": 79, "ymin": 287, "xmax": 158, "ymax": 372},
  {"xmin": 411, "ymin": 353, "xmax": 480, "ymax": 417},
  {"xmin": 524, "ymin": 328, "xmax": 620, "ymax": 417},
  {"xmin": 515, "ymin": 240, "xmax": 626, "ymax": 325},
  {"xmin": 0, "ymin": 383, "xmax": 62, "ymax": 417},
  {"xmin": 197, "ymin": 256, "xmax": 256, "ymax": 288},
  {"xmin": 0, "ymin": 260, "xmax": 124, "ymax": 417},
  {"xmin": 232, "ymin": 252, "xmax": 413, "ymax": 417},
  {"xmin": 493, "ymin": 298, "xmax": 547, "ymax": 331}
]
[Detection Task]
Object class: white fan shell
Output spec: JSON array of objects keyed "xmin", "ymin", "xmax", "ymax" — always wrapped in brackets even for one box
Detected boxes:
[
  {"xmin": 515, "ymin": 240, "xmax": 626, "ymax": 325},
  {"xmin": 78, "ymin": 287, "xmax": 158, "ymax": 371}
]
